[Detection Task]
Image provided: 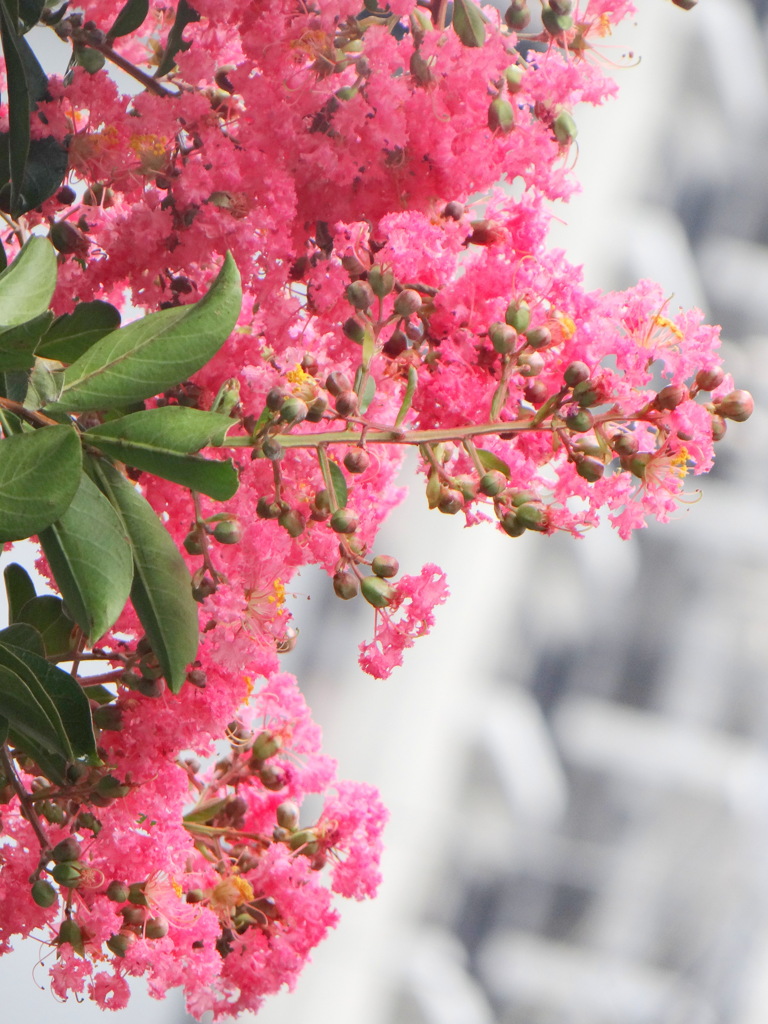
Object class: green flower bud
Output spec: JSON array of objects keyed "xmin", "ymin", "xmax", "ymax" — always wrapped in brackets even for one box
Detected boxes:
[
  {"xmin": 333, "ymin": 568, "xmax": 359, "ymax": 600},
  {"xmin": 31, "ymin": 879, "xmax": 58, "ymax": 908},
  {"xmin": 517, "ymin": 351, "xmax": 544, "ymax": 377},
  {"xmin": 107, "ymin": 931, "xmax": 136, "ymax": 958},
  {"xmin": 288, "ymin": 829, "xmax": 319, "ymax": 855},
  {"xmin": 76, "ymin": 812, "xmax": 102, "ymax": 835},
  {"xmin": 183, "ymin": 530, "xmax": 204, "ymax": 555},
  {"xmin": 572, "ymin": 379, "xmax": 600, "ymax": 407},
  {"xmin": 504, "ymin": 1, "xmax": 530, "ymax": 31},
  {"xmin": 575, "ymin": 457, "xmax": 605, "ymax": 482},
  {"xmin": 330, "ymin": 507, "xmax": 359, "ymax": 534},
  {"xmin": 504, "ymin": 65, "xmax": 524, "ymax": 93},
  {"xmin": 510, "ymin": 490, "xmax": 537, "ymax": 507},
  {"xmin": 257, "ymin": 496, "xmax": 282, "ymax": 519},
  {"xmin": 51, "ymin": 860, "xmax": 86, "ymax": 888},
  {"xmin": 185, "ymin": 889, "xmax": 205, "ymax": 904},
  {"xmin": 394, "ymin": 289, "xmax": 423, "ymax": 317},
  {"xmin": 542, "ymin": 6, "xmax": 573, "ymax": 36},
  {"xmin": 51, "ymin": 837, "xmax": 82, "ymax": 863},
  {"xmin": 145, "ymin": 916, "xmax": 169, "ymax": 940},
  {"xmin": 213, "ymin": 519, "xmax": 243, "ymax": 544},
  {"xmin": 654, "ymin": 384, "xmax": 687, "ymax": 411},
  {"xmin": 279, "ymin": 396, "xmax": 308, "ymax": 423},
  {"xmin": 371, "ymin": 554, "xmax": 399, "ymax": 578},
  {"xmin": 346, "ymin": 280, "xmax": 374, "ymax": 310},
  {"xmin": 479, "ymin": 470, "xmax": 507, "ymax": 496},
  {"xmin": 525, "ymin": 326, "xmax": 551, "ymax": 349},
  {"xmin": 489, "ymin": 321, "xmax": 516, "ymax": 355},
  {"xmin": 57, "ymin": 919, "xmax": 84, "ymax": 954},
  {"xmin": 553, "ymin": 109, "xmax": 578, "ymax": 145},
  {"xmin": 564, "ymin": 408, "xmax": 594, "ymax": 432},
  {"xmin": 515, "ymin": 503, "xmax": 549, "ymax": 531},
  {"xmin": 121, "ymin": 904, "xmax": 145, "ymax": 926},
  {"xmin": 361, "ymin": 575, "xmax": 396, "ymax": 608},
  {"xmin": 564, "ymin": 361, "xmax": 590, "ymax": 386},
  {"xmin": 343, "ymin": 316, "xmax": 366, "ymax": 343},
  {"xmin": 437, "ymin": 488, "xmax": 464, "ymax": 515},
  {"xmin": 128, "ymin": 882, "xmax": 148, "ymax": 906},
  {"xmin": 306, "ymin": 394, "xmax": 328, "ymax": 422},
  {"xmin": 41, "ymin": 801, "xmax": 66, "ymax": 825},
  {"xmin": 488, "ymin": 97, "xmax": 515, "ymax": 134},
  {"xmin": 505, "ymin": 301, "xmax": 531, "ymax": 333},
  {"xmin": 259, "ymin": 764, "xmax": 287, "ymax": 790},
  {"xmin": 266, "ymin": 386, "xmax": 288, "ymax": 411},
  {"xmin": 276, "ymin": 801, "xmax": 300, "ymax": 830},
  {"xmin": 500, "ymin": 511, "xmax": 525, "ymax": 537},
  {"xmin": 95, "ymin": 775, "xmax": 130, "ymax": 800},
  {"xmin": 106, "ymin": 881, "xmax": 130, "ymax": 903},
  {"xmin": 368, "ymin": 265, "xmax": 395, "ymax": 298},
  {"xmin": 610, "ymin": 432, "xmax": 638, "ymax": 456},
  {"xmin": 261, "ymin": 436, "xmax": 284, "ymax": 461},
  {"xmin": 50, "ymin": 219, "xmax": 90, "ymax": 256},
  {"xmin": 344, "ymin": 447, "xmax": 371, "ymax": 474},
  {"xmin": 252, "ymin": 730, "xmax": 282, "ymax": 761},
  {"xmin": 74, "ymin": 44, "xmax": 106, "ymax": 73}
]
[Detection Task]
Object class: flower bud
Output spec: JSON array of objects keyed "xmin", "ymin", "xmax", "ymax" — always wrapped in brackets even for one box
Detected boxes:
[
  {"xmin": 372, "ymin": 554, "xmax": 399, "ymax": 578},
  {"xmin": 553, "ymin": 109, "xmax": 578, "ymax": 145},
  {"xmin": 505, "ymin": 301, "xmax": 530, "ymax": 333},
  {"xmin": 524, "ymin": 380, "xmax": 548, "ymax": 406},
  {"xmin": 549, "ymin": 0, "xmax": 572, "ymax": 13},
  {"xmin": 330, "ymin": 507, "xmax": 359, "ymax": 534},
  {"xmin": 504, "ymin": 64, "xmax": 524, "ymax": 93},
  {"xmin": 31, "ymin": 879, "xmax": 58, "ymax": 908},
  {"xmin": 504, "ymin": 1, "xmax": 530, "ymax": 31},
  {"xmin": 326, "ymin": 370, "xmax": 352, "ymax": 396},
  {"xmin": 183, "ymin": 530, "xmax": 204, "ymax": 555},
  {"xmin": 564, "ymin": 361, "xmax": 590, "ymax": 386},
  {"xmin": 288, "ymin": 829, "xmax": 319, "ymax": 855},
  {"xmin": 715, "ymin": 389, "xmax": 754, "ymax": 422},
  {"xmin": 261, "ymin": 436, "xmax": 284, "ymax": 461},
  {"xmin": 278, "ymin": 509, "xmax": 305, "ymax": 537},
  {"xmin": 41, "ymin": 801, "xmax": 66, "ymax": 824},
  {"xmin": 517, "ymin": 351, "xmax": 544, "ymax": 377},
  {"xmin": 479, "ymin": 470, "xmax": 507, "ymax": 496},
  {"xmin": 627, "ymin": 453, "xmax": 651, "ymax": 479},
  {"xmin": 306, "ymin": 394, "xmax": 328, "ymax": 422},
  {"xmin": 121, "ymin": 904, "xmax": 145, "ymax": 926},
  {"xmin": 469, "ymin": 219, "xmax": 505, "ymax": 245},
  {"xmin": 186, "ymin": 889, "xmax": 205, "ymax": 904},
  {"xmin": 610, "ymin": 432, "xmax": 638, "ymax": 456},
  {"xmin": 711, "ymin": 414, "xmax": 727, "ymax": 441},
  {"xmin": 344, "ymin": 447, "xmax": 370, "ymax": 474},
  {"xmin": 279, "ymin": 396, "xmax": 308, "ymax": 424},
  {"xmin": 525, "ymin": 326, "xmax": 551, "ymax": 349},
  {"xmin": 394, "ymin": 289, "xmax": 423, "ymax": 317},
  {"xmin": 489, "ymin": 322, "xmax": 516, "ymax": 355},
  {"xmin": 361, "ymin": 575, "xmax": 396, "ymax": 608},
  {"xmin": 259, "ymin": 764, "xmax": 287, "ymax": 790},
  {"xmin": 346, "ymin": 280, "xmax": 374, "ymax": 310},
  {"xmin": 575, "ymin": 457, "xmax": 605, "ymax": 482},
  {"xmin": 52, "ymin": 837, "xmax": 82, "ymax": 863},
  {"xmin": 57, "ymin": 919, "xmax": 84, "ymax": 953},
  {"xmin": 443, "ymin": 200, "xmax": 465, "ymax": 220},
  {"xmin": 76, "ymin": 812, "xmax": 101, "ymax": 835},
  {"xmin": 276, "ymin": 801, "xmax": 300, "ymax": 830},
  {"xmin": 695, "ymin": 366, "xmax": 724, "ymax": 392},
  {"xmin": 51, "ymin": 860, "xmax": 86, "ymax": 888},
  {"xmin": 437, "ymin": 488, "xmax": 464, "ymax": 515},
  {"xmin": 107, "ymin": 931, "xmax": 137, "ymax": 958},
  {"xmin": 252, "ymin": 730, "xmax": 282, "ymax": 762},
  {"xmin": 654, "ymin": 384, "xmax": 687, "ymax": 411},
  {"xmin": 50, "ymin": 220, "xmax": 90, "ymax": 256},
  {"xmin": 333, "ymin": 568, "xmax": 359, "ymax": 599},
  {"xmin": 500, "ymin": 511, "xmax": 525, "ymax": 537},
  {"xmin": 542, "ymin": 6, "xmax": 573, "ymax": 36},
  {"xmin": 257, "ymin": 496, "xmax": 282, "ymax": 519},
  {"xmin": 488, "ymin": 97, "xmax": 515, "ymax": 134},
  {"xmin": 343, "ymin": 316, "xmax": 366, "ymax": 344},
  {"xmin": 564, "ymin": 408, "xmax": 593, "ymax": 432},
  {"xmin": 106, "ymin": 881, "xmax": 130, "ymax": 903},
  {"xmin": 213, "ymin": 519, "xmax": 242, "ymax": 544},
  {"xmin": 334, "ymin": 390, "xmax": 359, "ymax": 418},
  {"xmin": 572, "ymin": 379, "xmax": 600, "ymax": 407},
  {"xmin": 368, "ymin": 265, "xmax": 395, "ymax": 297},
  {"xmin": 266, "ymin": 386, "xmax": 287, "ymax": 411},
  {"xmin": 187, "ymin": 668, "xmax": 207, "ymax": 688},
  {"xmin": 515, "ymin": 503, "xmax": 549, "ymax": 532},
  {"xmin": 145, "ymin": 916, "xmax": 169, "ymax": 940},
  {"xmin": 672, "ymin": 0, "xmax": 698, "ymax": 9},
  {"xmin": 134, "ymin": 675, "xmax": 166, "ymax": 697},
  {"xmin": 93, "ymin": 704, "xmax": 124, "ymax": 731}
]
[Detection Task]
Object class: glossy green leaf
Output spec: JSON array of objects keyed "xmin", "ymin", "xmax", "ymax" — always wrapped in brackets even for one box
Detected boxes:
[
  {"xmin": 0, "ymin": 715, "xmax": 8, "ymax": 746},
  {"xmin": 7, "ymin": 727, "xmax": 68, "ymax": 785},
  {"xmin": 359, "ymin": 376, "xmax": 376, "ymax": 415},
  {"xmin": 452, "ymin": 0, "xmax": 487, "ymax": 47},
  {"xmin": 476, "ymin": 448, "xmax": 511, "ymax": 478},
  {"xmin": 16, "ymin": 595, "xmax": 76, "ymax": 658},
  {"xmin": 92, "ymin": 460, "xmax": 198, "ymax": 691},
  {"xmin": 55, "ymin": 253, "xmax": 242, "ymax": 411},
  {"xmin": 0, "ymin": 424, "xmax": 81, "ymax": 542},
  {"xmin": 0, "ymin": 237, "xmax": 57, "ymax": 327},
  {"xmin": 328, "ymin": 460, "xmax": 348, "ymax": 509},
  {"xmin": 0, "ymin": 1, "xmax": 30, "ymax": 215},
  {"xmin": 3, "ymin": 562, "xmax": 35, "ymax": 621},
  {"xmin": 6, "ymin": 644, "xmax": 97, "ymax": 759},
  {"xmin": 0, "ymin": 312, "xmax": 54, "ymax": 369},
  {"xmin": 18, "ymin": 0, "xmax": 46, "ymax": 32},
  {"xmin": 108, "ymin": 0, "xmax": 149, "ymax": 40},
  {"xmin": 0, "ymin": 622, "xmax": 45, "ymax": 657},
  {"xmin": 0, "ymin": 657, "xmax": 71, "ymax": 760},
  {"xmin": 36, "ymin": 301, "xmax": 121, "ymax": 363},
  {"xmin": 38, "ymin": 471, "xmax": 133, "ymax": 642},
  {"xmin": 85, "ymin": 407, "xmax": 238, "ymax": 499},
  {"xmin": 183, "ymin": 797, "xmax": 227, "ymax": 825}
]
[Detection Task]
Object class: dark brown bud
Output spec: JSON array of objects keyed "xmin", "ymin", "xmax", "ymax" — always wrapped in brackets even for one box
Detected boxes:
[
  {"xmin": 437, "ymin": 488, "xmax": 464, "ymax": 515},
  {"xmin": 266, "ymin": 386, "xmax": 287, "ymax": 411},
  {"xmin": 443, "ymin": 201, "xmax": 465, "ymax": 220},
  {"xmin": 334, "ymin": 390, "xmax": 359, "ymax": 418},
  {"xmin": 504, "ymin": 1, "xmax": 531, "ymax": 31},
  {"xmin": 259, "ymin": 764, "xmax": 287, "ymax": 790},
  {"xmin": 343, "ymin": 316, "xmax": 366, "ymax": 343},
  {"xmin": 382, "ymin": 329, "xmax": 408, "ymax": 357},
  {"xmin": 306, "ymin": 394, "xmax": 328, "ymax": 422},
  {"xmin": 333, "ymin": 568, "xmax": 359, "ymax": 600},
  {"xmin": 52, "ymin": 837, "xmax": 82, "ymax": 863},
  {"xmin": 525, "ymin": 326, "xmax": 551, "ymax": 349},
  {"xmin": 257, "ymin": 496, "xmax": 282, "ymax": 519}
]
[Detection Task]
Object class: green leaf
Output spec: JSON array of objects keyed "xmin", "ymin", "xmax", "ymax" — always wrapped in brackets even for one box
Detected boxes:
[
  {"xmin": 36, "ymin": 301, "xmax": 121, "ymax": 363},
  {"xmin": 0, "ymin": 2, "xmax": 30, "ymax": 215},
  {"xmin": 359, "ymin": 375, "xmax": 376, "ymax": 414},
  {"xmin": 155, "ymin": 0, "xmax": 200, "ymax": 78},
  {"xmin": 2, "ymin": 367, "xmax": 28, "ymax": 402},
  {"xmin": 476, "ymin": 448, "xmax": 511, "ymax": 478},
  {"xmin": 452, "ymin": 0, "xmax": 487, "ymax": 47},
  {"xmin": 107, "ymin": 0, "xmax": 149, "ymax": 40},
  {"xmin": 38, "ymin": 471, "xmax": 133, "ymax": 642},
  {"xmin": 3, "ymin": 561, "xmax": 36, "ymax": 621},
  {"xmin": 5, "ymin": 645, "xmax": 97, "ymax": 759},
  {"xmin": 7, "ymin": 725, "xmax": 68, "ymax": 785},
  {"xmin": 0, "ymin": 657, "xmax": 71, "ymax": 760},
  {"xmin": 85, "ymin": 407, "xmax": 238, "ymax": 500},
  {"xmin": 0, "ymin": 312, "xmax": 53, "ymax": 371},
  {"xmin": 0, "ymin": 622, "xmax": 45, "ymax": 657},
  {"xmin": 92, "ymin": 460, "xmax": 198, "ymax": 691},
  {"xmin": 24, "ymin": 356, "xmax": 65, "ymax": 410},
  {"xmin": 0, "ymin": 237, "xmax": 57, "ymax": 327},
  {"xmin": 0, "ymin": 423, "xmax": 82, "ymax": 542},
  {"xmin": 18, "ymin": 0, "xmax": 46, "ymax": 32},
  {"xmin": 0, "ymin": 135, "xmax": 69, "ymax": 214},
  {"xmin": 328, "ymin": 459, "xmax": 348, "ymax": 509},
  {"xmin": 54, "ymin": 253, "xmax": 242, "ymax": 411},
  {"xmin": 0, "ymin": 715, "xmax": 8, "ymax": 746},
  {"xmin": 183, "ymin": 797, "xmax": 227, "ymax": 825},
  {"xmin": 16, "ymin": 595, "xmax": 76, "ymax": 658}
]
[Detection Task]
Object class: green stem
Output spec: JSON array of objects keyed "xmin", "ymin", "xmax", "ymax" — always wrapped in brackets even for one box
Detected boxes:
[{"xmin": 0, "ymin": 745, "xmax": 50, "ymax": 856}]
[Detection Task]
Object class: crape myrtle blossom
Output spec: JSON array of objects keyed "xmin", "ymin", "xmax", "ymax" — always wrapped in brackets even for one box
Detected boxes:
[{"xmin": 0, "ymin": 0, "xmax": 753, "ymax": 1018}]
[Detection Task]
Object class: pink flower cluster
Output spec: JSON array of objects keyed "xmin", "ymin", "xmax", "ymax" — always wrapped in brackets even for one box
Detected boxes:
[{"xmin": 0, "ymin": 0, "xmax": 752, "ymax": 1017}]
